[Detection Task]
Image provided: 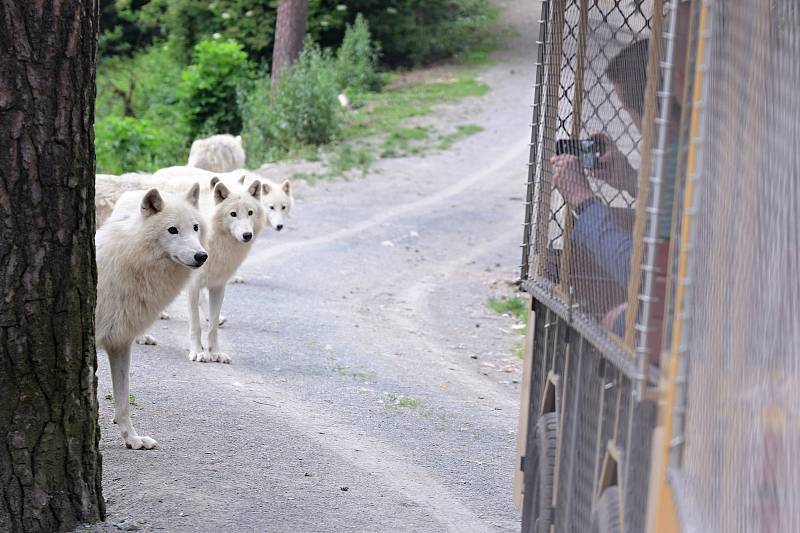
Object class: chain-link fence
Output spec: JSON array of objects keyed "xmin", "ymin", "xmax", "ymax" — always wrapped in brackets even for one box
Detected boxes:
[{"xmin": 521, "ymin": 0, "xmax": 668, "ymax": 362}]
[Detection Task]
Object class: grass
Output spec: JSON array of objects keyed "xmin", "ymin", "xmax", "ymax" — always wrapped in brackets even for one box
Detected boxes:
[
  {"xmin": 104, "ymin": 393, "xmax": 137, "ymax": 405},
  {"xmin": 332, "ymin": 363, "xmax": 375, "ymax": 383},
  {"xmin": 289, "ymin": 75, "xmax": 489, "ymax": 181},
  {"xmin": 339, "ymin": 76, "xmax": 489, "ymax": 141},
  {"xmin": 437, "ymin": 124, "xmax": 483, "ymax": 150},
  {"xmin": 487, "ymin": 296, "xmax": 529, "ymax": 331},
  {"xmin": 384, "ymin": 392, "xmax": 422, "ymax": 410},
  {"xmin": 488, "ymin": 295, "xmax": 529, "ymax": 359}
]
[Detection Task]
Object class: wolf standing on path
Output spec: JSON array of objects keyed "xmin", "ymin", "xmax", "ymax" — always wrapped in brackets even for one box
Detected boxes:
[
  {"xmin": 188, "ymin": 178, "xmax": 264, "ymax": 364},
  {"xmin": 95, "ymin": 184, "xmax": 208, "ymax": 449}
]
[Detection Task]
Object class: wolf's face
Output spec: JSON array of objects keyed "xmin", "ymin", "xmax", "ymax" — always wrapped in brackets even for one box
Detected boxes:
[
  {"xmin": 261, "ymin": 179, "xmax": 294, "ymax": 232},
  {"xmin": 142, "ymin": 185, "xmax": 208, "ymax": 268},
  {"xmin": 212, "ymin": 178, "xmax": 264, "ymax": 243}
]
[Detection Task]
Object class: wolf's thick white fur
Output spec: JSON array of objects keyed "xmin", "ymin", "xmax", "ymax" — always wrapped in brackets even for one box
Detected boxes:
[
  {"xmin": 149, "ymin": 166, "xmax": 294, "ymax": 230},
  {"xmin": 96, "ymin": 184, "xmax": 207, "ymax": 449},
  {"xmin": 187, "ymin": 134, "xmax": 246, "ymax": 172},
  {"xmin": 187, "ymin": 178, "xmax": 265, "ymax": 364}
]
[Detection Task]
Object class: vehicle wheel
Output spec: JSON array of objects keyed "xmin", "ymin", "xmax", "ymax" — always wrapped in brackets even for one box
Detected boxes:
[
  {"xmin": 591, "ymin": 486, "xmax": 622, "ymax": 533},
  {"xmin": 521, "ymin": 412, "xmax": 558, "ymax": 533}
]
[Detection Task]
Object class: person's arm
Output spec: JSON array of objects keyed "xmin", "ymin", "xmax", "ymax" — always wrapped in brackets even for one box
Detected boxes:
[{"xmin": 572, "ymin": 201, "xmax": 633, "ymax": 288}]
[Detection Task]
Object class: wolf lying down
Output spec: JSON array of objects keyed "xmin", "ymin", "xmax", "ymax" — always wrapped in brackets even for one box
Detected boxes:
[{"xmin": 95, "ymin": 171, "xmax": 293, "ymax": 449}]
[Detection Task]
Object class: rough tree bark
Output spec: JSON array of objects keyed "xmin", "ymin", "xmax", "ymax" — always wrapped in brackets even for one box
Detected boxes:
[
  {"xmin": 0, "ymin": 1, "xmax": 104, "ymax": 532},
  {"xmin": 270, "ymin": 0, "xmax": 309, "ymax": 91}
]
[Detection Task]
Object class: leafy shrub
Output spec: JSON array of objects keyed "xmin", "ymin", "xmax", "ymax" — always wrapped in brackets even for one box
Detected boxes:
[
  {"xmin": 242, "ymin": 41, "xmax": 340, "ymax": 158},
  {"xmin": 238, "ymin": 79, "xmax": 279, "ymax": 166},
  {"xmin": 96, "ymin": 43, "xmax": 184, "ymax": 120},
  {"xmin": 335, "ymin": 14, "xmax": 381, "ymax": 93},
  {"xmin": 107, "ymin": 0, "xmax": 495, "ymax": 69},
  {"xmin": 179, "ymin": 39, "xmax": 256, "ymax": 139},
  {"xmin": 313, "ymin": 0, "xmax": 498, "ymax": 67},
  {"xmin": 95, "ymin": 116, "xmax": 187, "ymax": 174},
  {"xmin": 271, "ymin": 42, "xmax": 340, "ymax": 147}
]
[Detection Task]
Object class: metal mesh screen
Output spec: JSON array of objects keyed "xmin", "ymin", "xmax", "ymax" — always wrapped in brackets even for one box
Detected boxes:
[
  {"xmin": 521, "ymin": 0, "xmax": 663, "ymax": 354},
  {"xmin": 672, "ymin": 1, "xmax": 800, "ymax": 531}
]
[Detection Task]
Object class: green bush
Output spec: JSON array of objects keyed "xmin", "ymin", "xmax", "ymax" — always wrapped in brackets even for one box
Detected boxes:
[
  {"xmin": 335, "ymin": 14, "xmax": 381, "ymax": 93},
  {"xmin": 95, "ymin": 116, "xmax": 186, "ymax": 174},
  {"xmin": 240, "ymin": 41, "xmax": 341, "ymax": 166},
  {"xmin": 313, "ymin": 0, "xmax": 498, "ymax": 67},
  {"xmin": 238, "ymin": 79, "xmax": 279, "ymax": 166},
  {"xmin": 106, "ymin": 0, "xmax": 495, "ymax": 69},
  {"xmin": 272, "ymin": 42, "xmax": 340, "ymax": 146},
  {"xmin": 179, "ymin": 39, "xmax": 256, "ymax": 139}
]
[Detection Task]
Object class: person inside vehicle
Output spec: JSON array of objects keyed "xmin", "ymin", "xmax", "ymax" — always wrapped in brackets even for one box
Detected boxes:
[{"xmin": 550, "ymin": 38, "xmax": 681, "ymax": 339}]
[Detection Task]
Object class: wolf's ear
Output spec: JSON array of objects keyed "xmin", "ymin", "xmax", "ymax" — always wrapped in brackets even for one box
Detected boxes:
[
  {"xmin": 248, "ymin": 179, "xmax": 262, "ymax": 199},
  {"xmin": 214, "ymin": 182, "xmax": 231, "ymax": 204},
  {"xmin": 281, "ymin": 180, "xmax": 291, "ymax": 194},
  {"xmin": 238, "ymin": 175, "xmax": 246, "ymax": 185},
  {"xmin": 262, "ymin": 182, "xmax": 272, "ymax": 195},
  {"xmin": 210, "ymin": 176, "xmax": 220, "ymax": 190},
  {"xmin": 141, "ymin": 189, "xmax": 164, "ymax": 216},
  {"xmin": 185, "ymin": 182, "xmax": 200, "ymax": 208}
]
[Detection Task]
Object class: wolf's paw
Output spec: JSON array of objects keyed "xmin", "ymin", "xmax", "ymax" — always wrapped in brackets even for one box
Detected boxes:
[
  {"xmin": 230, "ymin": 276, "xmax": 245, "ymax": 284},
  {"xmin": 189, "ymin": 349, "xmax": 211, "ymax": 363},
  {"xmin": 205, "ymin": 315, "xmax": 227, "ymax": 327},
  {"xmin": 160, "ymin": 311, "xmax": 171, "ymax": 320},
  {"xmin": 209, "ymin": 351, "xmax": 231, "ymax": 364},
  {"xmin": 135, "ymin": 334, "xmax": 158, "ymax": 346},
  {"xmin": 125, "ymin": 435, "xmax": 158, "ymax": 450}
]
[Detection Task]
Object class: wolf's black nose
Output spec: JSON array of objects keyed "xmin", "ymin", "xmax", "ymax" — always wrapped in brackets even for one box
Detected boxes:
[
  {"xmin": 194, "ymin": 252, "xmax": 208, "ymax": 265},
  {"xmin": 243, "ymin": 232, "xmax": 253, "ymax": 242},
  {"xmin": 276, "ymin": 224, "xmax": 284, "ymax": 231}
]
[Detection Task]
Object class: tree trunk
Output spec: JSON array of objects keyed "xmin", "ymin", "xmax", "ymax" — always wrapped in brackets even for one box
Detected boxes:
[
  {"xmin": 270, "ymin": 0, "xmax": 309, "ymax": 91},
  {"xmin": 0, "ymin": 1, "xmax": 104, "ymax": 532}
]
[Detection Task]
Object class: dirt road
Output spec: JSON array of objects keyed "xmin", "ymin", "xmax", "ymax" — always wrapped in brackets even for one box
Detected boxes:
[{"xmin": 83, "ymin": 2, "xmax": 536, "ymax": 531}]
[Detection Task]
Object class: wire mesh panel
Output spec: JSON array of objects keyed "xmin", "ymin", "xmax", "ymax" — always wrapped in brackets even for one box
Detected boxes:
[
  {"xmin": 670, "ymin": 1, "xmax": 800, "ymax": 531},
  {"xmin": 521, "ymin": 0, "xmax": 667, "ymax": 354}
]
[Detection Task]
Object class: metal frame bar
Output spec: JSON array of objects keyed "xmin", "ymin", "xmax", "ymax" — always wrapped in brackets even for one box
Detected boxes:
[
  {"xmin": 520, "ymin": 0, "xmax": 552, "ymax": 282},
  {"xmin": 536, "ymin": 0, "xmax": 567, "ymax": 280},
  {"xmin": 646, "ymin": 1, "xmax": 710, "ymax": 530},
  {"xmin": 557, "ymin": 0, "xmax": 590, "ymax": 297},
  {"xmin": 633, "ymin": 0, "xmax": 681, "ymax": 399}
]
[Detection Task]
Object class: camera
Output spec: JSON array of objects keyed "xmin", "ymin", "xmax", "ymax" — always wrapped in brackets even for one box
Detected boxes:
[{"xmin": 555, "ymin": 139, "xmax": 606, "ymax": 169}]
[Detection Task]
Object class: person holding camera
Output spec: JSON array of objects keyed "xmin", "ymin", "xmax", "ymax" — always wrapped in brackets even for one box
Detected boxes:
[{"xmin": 551, "ymin": 39, "xmax": 679, "ymax": 340}]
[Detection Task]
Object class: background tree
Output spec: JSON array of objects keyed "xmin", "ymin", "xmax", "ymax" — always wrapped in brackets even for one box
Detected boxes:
[
  {"xmin": 0, "ymin": 1, "xmax": 105, "ymax": 532},
  {"xmin": 270, "ymin": 0, "xmax": 309, "ymax": 91}
]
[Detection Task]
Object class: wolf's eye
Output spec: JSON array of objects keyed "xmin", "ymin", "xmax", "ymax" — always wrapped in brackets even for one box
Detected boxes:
[
  {"xmin": 193, "ymin": 224, "xmax": 199, "ymax": 232},
  {"xmin": 281, "ymin": 205, "xmax": 287, "ymax": 211},
  {"xmin": 230, "ymin": 212, "xmax": 237, "ymax": 217},
  {"xmin": 168, "ymin": 227, "xmax": 179, "ymax": 235},
  {"xmin": 248, "ymin": 210, "xmax": 253, "ymax": 216},
  {"xmin": 270, "ymin": 206, "xmax": 275, "ymax": 211}
]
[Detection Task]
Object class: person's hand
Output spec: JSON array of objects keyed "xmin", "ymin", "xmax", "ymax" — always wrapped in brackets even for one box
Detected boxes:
[
  {"xmin": 551, "ymin": 154, "xmax": 595, "ymax": 208},
  {"xmin": 589, "ymin": 132, "xmax": 638, "ymax": 195}
]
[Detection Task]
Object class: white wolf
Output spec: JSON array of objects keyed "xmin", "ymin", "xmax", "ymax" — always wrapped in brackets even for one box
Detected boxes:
[
  {"xmin": 187, "ymin": 134, "xmax": 246, "ymax": 172},
  {"xmin": 188, "ymin": 178, "xmax": 264, "ymax": 363},
  {"xmin": 148, "ymin": 166, "xmax": 295, "ymax": 232},
  {"xmin": 96, "ymin": 184, "xmax": 207, "ymax": 449}
]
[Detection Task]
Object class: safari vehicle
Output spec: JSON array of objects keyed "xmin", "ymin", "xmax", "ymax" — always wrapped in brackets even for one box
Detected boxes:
[{"xmin": 512, "ymin": 0, "xmax": 799, "ymax": 531}]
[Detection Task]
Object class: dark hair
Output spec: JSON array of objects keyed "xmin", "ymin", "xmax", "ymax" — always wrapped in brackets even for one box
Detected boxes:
[{"xmin": 605, "ymin": 40, "xmax": 649, "ymax": 116}]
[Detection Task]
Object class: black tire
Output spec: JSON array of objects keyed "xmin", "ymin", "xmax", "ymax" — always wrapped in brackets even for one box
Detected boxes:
[
  {"xmin": 591, "ymin": 486, "xmax": 622, "ymax": 533},
  {"xmin": 521, "ymin": 412, "xmax": 558, "ymax": 533}
]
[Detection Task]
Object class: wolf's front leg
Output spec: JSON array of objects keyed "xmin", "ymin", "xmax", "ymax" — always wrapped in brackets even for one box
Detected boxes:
[
  {"xmin": 200, "ymin": 288, "xmax": 227, "ymax": 327},
  {"xmin": 206, "ymin": 284, "xmax": 230, "ymax": 364},
  {"xmin": 107, "ymin": 343, "xmax": 157, "ymax": 450},
  {"xmin": 187, "ymin": 281, "xmax": 210, "ymax": 362}
]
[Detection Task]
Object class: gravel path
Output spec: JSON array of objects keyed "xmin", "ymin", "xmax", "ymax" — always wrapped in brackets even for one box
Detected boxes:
[{"xmin": 81, "ymin": 2, "xmax": 536, "ymax": 531}]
